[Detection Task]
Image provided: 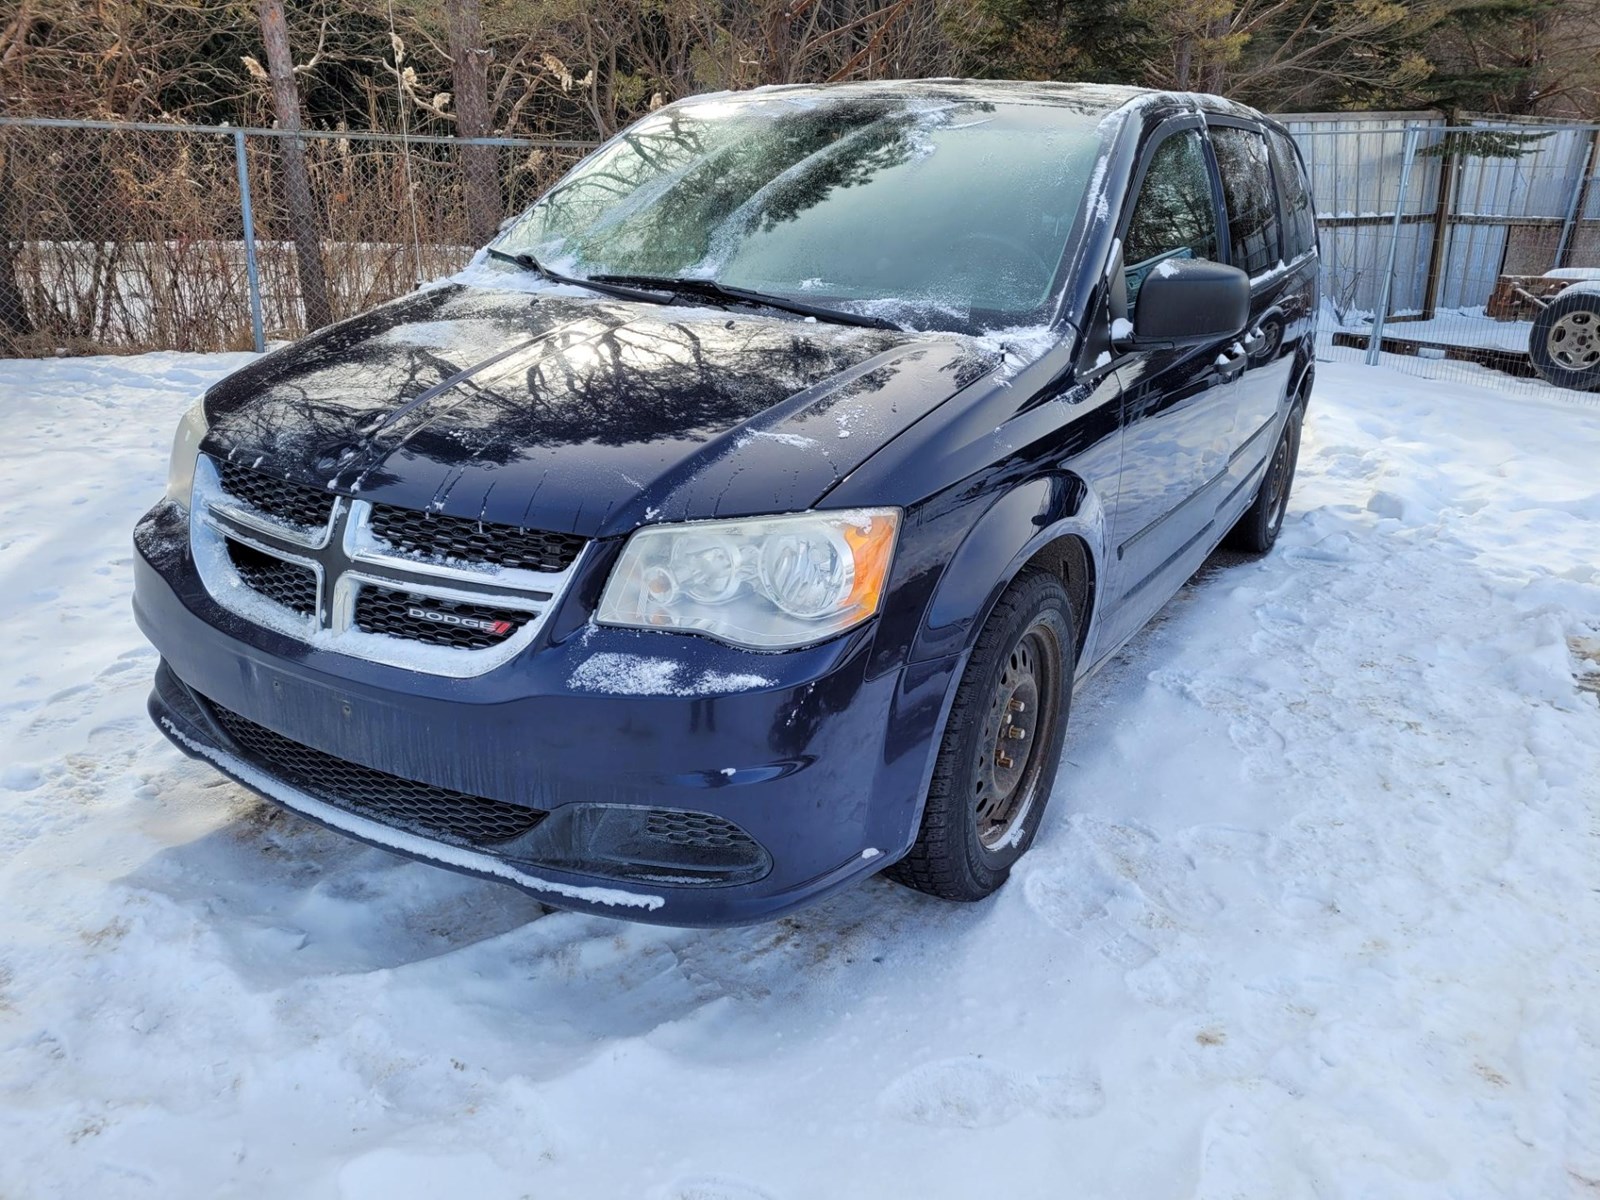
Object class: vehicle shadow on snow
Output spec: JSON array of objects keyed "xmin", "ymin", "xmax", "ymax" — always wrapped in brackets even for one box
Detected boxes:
[
  {"xmin": 121, "ymin": 545, "xmax": 1257, "ymax": 1038},
  {"xmin": 123, "ymin": 756, "xmax": 989, "ymax": 1043},
  {"xmin": 122, "ymin": 761, "xmax": 553, "ymax": 984}
]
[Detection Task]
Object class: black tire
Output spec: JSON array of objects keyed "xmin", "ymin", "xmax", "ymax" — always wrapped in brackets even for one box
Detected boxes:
[
  {"xmin": 887, "ymin": 569, "xmax": 1075, "ymax": 901},
  {"xmin": 1529, "ymin": 287, "xmax": 1600, "ymax": 392},
  {"xmin": 1227, "ymin": 399, "xmax": 1304, "ymax": 555}
]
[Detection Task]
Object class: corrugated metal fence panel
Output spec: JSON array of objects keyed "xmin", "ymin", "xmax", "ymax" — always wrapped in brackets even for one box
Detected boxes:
[
  {"xmin": 1317, "ymin": 222, "xmax": 1433, "ymax": 315},
  {"xmin": 1279, "ymin": 112, "xmax": 1600, "ymax": 316},
  {"xmin": 1435, "ymin": 122, "xmax": 1595, "ymax": 308},
  {"xmin": 1455, "ymin": 120, "xmax": 1592, "ymax": 219},
  {"xmin": 1282, "ymin": 115, "xmax": 1443, "ymax": 219},
  {"xmin": 1437, "ymin": 222, "xmax": 1508, "ymax": 310},
  {"xmin": 1280, "ymin": 114, "xmax": 1444, "ymax": 316}
]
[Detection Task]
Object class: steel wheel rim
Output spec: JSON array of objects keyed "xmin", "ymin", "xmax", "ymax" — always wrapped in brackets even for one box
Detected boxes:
[
  {"xmin": 974, "ymin": 622, "xmax": 1060, "ymax": 850},
  {"xmin": 1265, "ymin": 427, "xmax": 1292, "ymax": 532},
  {"xmin": 1548, "ymin": 311, "xmax": 1600, "ymax": 370}
]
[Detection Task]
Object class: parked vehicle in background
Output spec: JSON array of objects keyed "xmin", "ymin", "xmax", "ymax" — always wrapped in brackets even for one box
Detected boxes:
[
  {"xmin": 133, "ymin": 80, "xmax": 1319, "ymax": 926},
  {"xmin": 1528, "ymin": 278, "xmax": 1600, "ymax": 391}
]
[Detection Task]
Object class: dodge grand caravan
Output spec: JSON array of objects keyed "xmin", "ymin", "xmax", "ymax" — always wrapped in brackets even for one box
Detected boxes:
[{"xmin": 134, "ymin": 80, "xmax": 1319, "ymax": 925}]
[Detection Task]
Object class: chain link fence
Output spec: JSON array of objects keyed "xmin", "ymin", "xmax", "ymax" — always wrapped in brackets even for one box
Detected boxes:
[
  {"xmin": 0, "ymin": 118, "xmax": 590, "ymax": 356},
  {"xmin": 2, "ymin": 113, "xmax": 1598, "ymax": 400}
]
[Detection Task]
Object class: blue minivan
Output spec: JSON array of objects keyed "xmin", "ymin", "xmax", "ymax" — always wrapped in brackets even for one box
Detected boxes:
[{"xmin": 134, "ymin": 80, "xmax": 1318, "ymax": 925}]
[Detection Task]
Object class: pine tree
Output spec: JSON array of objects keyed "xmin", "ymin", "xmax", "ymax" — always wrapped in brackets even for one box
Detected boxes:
[{"xmin": 1423, "ymin": 0, "xmax": 1600, "ymax": 117}]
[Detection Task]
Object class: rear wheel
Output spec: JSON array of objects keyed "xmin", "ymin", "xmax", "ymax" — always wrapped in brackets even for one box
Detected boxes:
[
  {"xmin": 1227, "ymin": 398, "xmax": 1304, "ymax": 555},
  {"xmin": 1529, "ymin": 288, "xmax": 1600, "ymax": 392},
  {"xmin": 888, "ymin": 569, "xmax": 1075, "ymax": 901}
]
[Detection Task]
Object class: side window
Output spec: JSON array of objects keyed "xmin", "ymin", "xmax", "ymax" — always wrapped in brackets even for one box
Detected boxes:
[
  {"xmin": 1122, "ymin": 130, "xmax": 1220, "ymax": 304},
  {"xmin": 1210, "ymin": 126, "xmax": 1282, "ymax": 276},
  {"xmin": 1268, "ymin": 130, "xmax": 1315, "ymax": 259}
]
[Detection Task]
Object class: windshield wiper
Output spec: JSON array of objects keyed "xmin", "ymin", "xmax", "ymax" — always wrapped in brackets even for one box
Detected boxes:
[
  {"xmin": 588, "ymin": 273, "xmax": 902, "ymax": 331},
  {"xmin": 485, "ymin": 254, "xmax": 900, "ymax": 331},
  {"xmin": 484, "ymin": 248, "xmax": 673, "ymax": 305}
]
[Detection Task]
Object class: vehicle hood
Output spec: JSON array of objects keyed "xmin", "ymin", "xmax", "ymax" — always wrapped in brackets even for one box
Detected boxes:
[{"xmin": 201, "ymin": 284, "xmax": 999, "ymax": 538}]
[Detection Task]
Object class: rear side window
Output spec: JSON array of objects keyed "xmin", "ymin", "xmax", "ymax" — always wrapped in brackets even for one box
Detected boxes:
[
  {"xmin": 1123, "ymin": 130, "xmax": 1221, "ymax": 303},
  {"xmin": 1267, "ymin": 130, "xmax": 1315, "ymax": 259},
  {"xmin": 1210, "ymin": 126, "xmax": 1282, "ymax": 277}
]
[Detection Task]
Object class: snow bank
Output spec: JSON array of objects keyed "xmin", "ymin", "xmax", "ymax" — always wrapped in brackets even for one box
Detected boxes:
[{"xmin": 1, "ymin": 351, "xmax": 1598, "ymax": 1198}]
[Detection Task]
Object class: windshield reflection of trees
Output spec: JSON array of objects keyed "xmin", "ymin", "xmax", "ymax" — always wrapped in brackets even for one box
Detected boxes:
[{"xmin": 520, "ymin": 99, "xmax": 995, "ymax": 278}]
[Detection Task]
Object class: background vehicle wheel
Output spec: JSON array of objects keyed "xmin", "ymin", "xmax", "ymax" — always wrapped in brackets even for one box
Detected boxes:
[
  {"xmin": 1529, "ymin": 286, "xmax": 1600, "ymax": 392},
  {"xmin": 1227, "ymin": 398, "xmax": 1304, "ymax": 555},
  {"xmin": 887, "ymin": 569, "xmax": 1075, "ymax": 901}
]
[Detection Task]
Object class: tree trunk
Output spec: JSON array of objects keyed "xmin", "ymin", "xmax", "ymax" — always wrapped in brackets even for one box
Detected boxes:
[
  {"xmin": 1173, "ymin": 32, "xmax": 1194, "ymax": 89},
  {"xmin": 1203, "ymin": 13, "xmax": 1230, "ymax": 93},
  {"xmin": 0, "ymin": 145, "xmax": 35, "ymax": 344},
  {"xmin": 256, "ymin": 0, "xmax": 331, "ymax": 331},
  {"xmin": 448, "ymin": 0, "xmax": 503, "ymax": 245}
]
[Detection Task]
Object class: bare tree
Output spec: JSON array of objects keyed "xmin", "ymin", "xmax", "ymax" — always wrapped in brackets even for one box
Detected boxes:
[{"xmin": 254, "ymin": 0, "xmax": 331, "ymax": 330}]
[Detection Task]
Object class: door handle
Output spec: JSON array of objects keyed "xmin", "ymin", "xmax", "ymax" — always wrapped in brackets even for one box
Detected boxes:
[
  {"xmin": 1241, "ymin": 327, "xmax": 1268, "ymax": 356},
  {"xmin": 1215, "ymin": 342, "xmax": 1248, "ymax": 378}
]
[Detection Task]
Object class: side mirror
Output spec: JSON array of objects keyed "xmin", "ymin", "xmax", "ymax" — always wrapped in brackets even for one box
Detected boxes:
[{"xmin": 1121, "ymin": 259, "xmax": 1250, "ymax": 348}]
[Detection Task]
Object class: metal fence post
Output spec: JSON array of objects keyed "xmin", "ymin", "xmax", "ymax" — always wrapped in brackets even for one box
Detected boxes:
[
  {"xmin": 1554, "ymin": 128, "xmax": 1600, "ymax": 270},
  {"xmin": 1366, "ymin": 124, "xmax": 1420, "ymax": 366},
  {"xmin": 233, "ymin": 128, "xmax": 266, "ymax": 354}
]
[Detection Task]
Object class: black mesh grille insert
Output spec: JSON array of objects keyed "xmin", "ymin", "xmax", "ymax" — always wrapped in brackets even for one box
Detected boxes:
[
  {"xmin": 206, "ymin": 701, "xmax": 547, "ymax": 847},
  {"xmin": 215, "ymin": 458, "xmax": 335, "ymax": 530},
  {"xmin": 368, "ymin": 504, "xmax": 584, "ymax": 573},
  {"xmin": 644, "ymin": 809, "xmax": 753, "ymax": 851},
  {"xmin": 227, "ymin": 540, "xmax": 317, "ymax": 616},
  {"xmin": 353, "ymin": 586, "xmax": 530, "ymax": 650}
]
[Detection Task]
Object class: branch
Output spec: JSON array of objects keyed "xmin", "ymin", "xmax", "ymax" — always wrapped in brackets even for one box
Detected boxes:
[
  {"xmin": 490, "ymin": 37, "xmax": 542, "ymax": 115},
  {"xmin": 822, "ymin": 0, "xmax": 918, "ymax": 83},
  {"xmin": 373, "ymin": 53, "xmax": 458, "ymax": 124},
  {"xmin": 0, "ymin": 1, "xmax": 34, "ymax": 72},
  {"xmin": 294, "ymin": 13, "xmax": 329, "ymax": 75}
]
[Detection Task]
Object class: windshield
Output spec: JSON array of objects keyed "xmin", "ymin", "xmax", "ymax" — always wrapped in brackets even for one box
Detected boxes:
[{"xmin": 493, "ymin": 93, "xmax": 1108, "ymax": 333}]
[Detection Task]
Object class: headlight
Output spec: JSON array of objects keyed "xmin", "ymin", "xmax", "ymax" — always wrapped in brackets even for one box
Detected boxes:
[
  {"xmin": 164, "ymin": 400, "xmax": 209, "ymax": 510},
  {"xmin": 597, "ymin": 509, "xmax": 901, "ymax": 650}
]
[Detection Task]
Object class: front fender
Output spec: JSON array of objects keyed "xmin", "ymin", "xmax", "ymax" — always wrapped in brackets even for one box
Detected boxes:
[{"xmin": 909, "ymin": 473, "xmax": 1108, "ymax": 665}]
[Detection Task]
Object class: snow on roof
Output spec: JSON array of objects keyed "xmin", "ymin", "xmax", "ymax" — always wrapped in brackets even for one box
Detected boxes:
[{"xmin": 676, "ymin": 78, "xmax": 1156, "ymax": 118}]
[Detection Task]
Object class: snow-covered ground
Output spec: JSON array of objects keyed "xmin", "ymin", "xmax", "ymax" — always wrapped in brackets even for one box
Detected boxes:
[
  {"xmin": 2, "ymin": 350, "xmax": 1598, "ymax": 1199},
  {"xmin": 1328, "ymin": 307, "xmax": 1534, "ymax": 354}
]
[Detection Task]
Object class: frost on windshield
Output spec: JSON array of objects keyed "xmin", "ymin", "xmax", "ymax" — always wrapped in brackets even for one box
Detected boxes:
[{"xmin": 494, "ymin": 92, "xmax": 1108, "ymax": 335}]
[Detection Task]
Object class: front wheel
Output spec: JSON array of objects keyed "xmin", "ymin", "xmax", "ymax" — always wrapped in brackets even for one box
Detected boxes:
[
  {"xmin": 1227, "ymin": 399, "xmax": 1304, "ymax": 555},
  {"xmin": 887, "ymin": 569, "xmax": 1076, "ymax": 901}
]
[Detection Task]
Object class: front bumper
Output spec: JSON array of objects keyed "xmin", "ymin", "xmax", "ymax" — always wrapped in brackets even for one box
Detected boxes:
[{"xmin": 135, "ymin": 503, "xmax": 962, "ymax": 926}]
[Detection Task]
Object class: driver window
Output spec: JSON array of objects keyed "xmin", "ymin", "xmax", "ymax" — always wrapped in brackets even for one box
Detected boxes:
[{"xmin": 1123, "ymin": 131, "xmax": 1220, "ymax": 304}]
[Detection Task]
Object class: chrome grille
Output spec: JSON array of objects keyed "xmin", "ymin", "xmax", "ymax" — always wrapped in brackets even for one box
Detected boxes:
[
  {"xmin": 368, "ymin": 504, "xmax": 585, "ymax": 573},
  {"xmin": 190, "ymin": 455, "xmax": 585, "ymax": 676},
  {"xmin": 226, "ymin": 539, "xmax": 317, "ymax": 617},
  {"xmin": 216, "ymin": 460, "xmax": 334, "ymax": 530}
]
